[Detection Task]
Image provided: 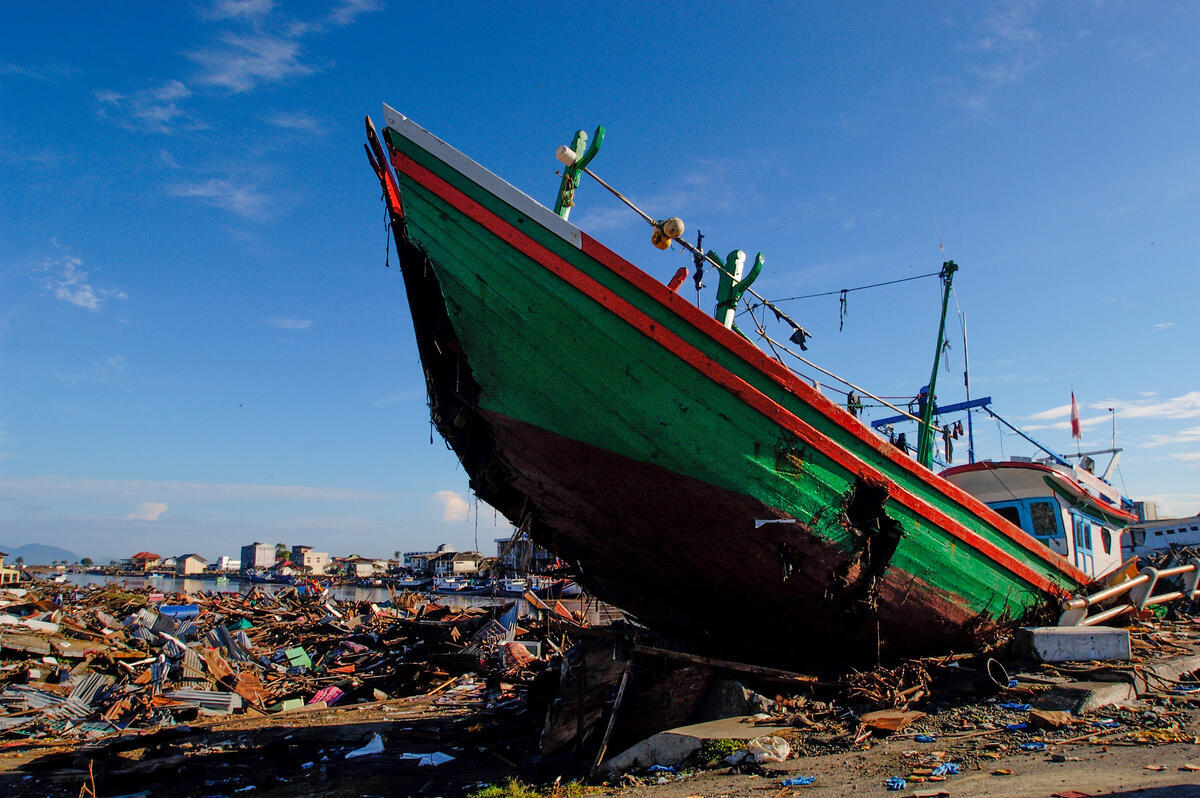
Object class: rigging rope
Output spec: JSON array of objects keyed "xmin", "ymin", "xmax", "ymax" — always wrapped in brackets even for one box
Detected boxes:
[{"xmin": 765, "ymin": 270, "xmax": 942, "ymax": 304}]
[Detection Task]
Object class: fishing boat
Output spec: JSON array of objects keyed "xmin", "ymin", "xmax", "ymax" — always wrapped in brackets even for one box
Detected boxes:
[
  {"xmin": 363, "ymin": 106, "xmax": 1096, "ymax": 664},
  {"xmin": 1123, "ymin": 512, "xmax": 1200, "ymax": 558},
  {"xmin": 431, "ymin": 575, "xmax": 470, "ymax": 593},
  {"xmin": 395, "ymin": 575, "xmax": 430, "ymax": 590},
  {"xmin": 496, "ymin": 577, "xmax": 528, "ymax": 596}
]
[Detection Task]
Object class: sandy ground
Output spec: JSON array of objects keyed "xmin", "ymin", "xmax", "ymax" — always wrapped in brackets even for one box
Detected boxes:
[
  {"xmin": 597, "ymin": 733, "xmax": 1200, "ymax": 798},
  {"xmin": 3, "ymin": 698, "xmax": 1200, "ymax": 797}
]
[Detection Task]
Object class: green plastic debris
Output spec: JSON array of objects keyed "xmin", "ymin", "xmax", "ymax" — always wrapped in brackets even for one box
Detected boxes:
[
  {"xmin": 285, "ymin": 647, "xmax": 312, "ymax": 670},
  {"xmin": 229, "ymin": 618, "xmax": 253, "ymax": 630}
]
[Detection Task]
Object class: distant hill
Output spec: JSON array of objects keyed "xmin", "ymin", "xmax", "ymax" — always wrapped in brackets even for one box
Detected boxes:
[{"xmin": 0, "ymin": 543, "xmax": 83, "ymax": 565}]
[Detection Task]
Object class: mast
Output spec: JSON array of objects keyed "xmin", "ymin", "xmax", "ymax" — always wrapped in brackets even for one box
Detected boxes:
[
  {"xmin": 961, "ymin": 309, "xmax": 975, "ymax": 464},
  {"xmin": 918, "ymin": 260, "xmax": 958, "ymax": 468}
]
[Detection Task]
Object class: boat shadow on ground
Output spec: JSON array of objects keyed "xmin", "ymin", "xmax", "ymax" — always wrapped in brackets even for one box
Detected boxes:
[{"xmin": 1, "ymin": 709, "xmax": 535, "ymax": 797}]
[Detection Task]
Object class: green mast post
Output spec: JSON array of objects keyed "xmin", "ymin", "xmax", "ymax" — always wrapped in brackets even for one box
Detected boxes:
[
  {"xmin": 917, "ymin": 260, "xmax": 958, "ymax": 468},
  {"xmin": 553, "ymin": 126, "xmax": 605, "ymax": 220}
]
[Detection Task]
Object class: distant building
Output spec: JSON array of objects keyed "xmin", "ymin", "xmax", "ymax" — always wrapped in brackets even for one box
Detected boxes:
[
  {"xmin": 1134, "ymin": 500, "xmax": 1159, "ymax": 522},
  {"xmin": 407, "ymin": 552, "xmax": 441, "ymax": 575},
  {"xmin": 403, "ymin": 543, "xmax": 455, "ymax": 570},
  {"xmin": 216, "ymin": 556, "xmax": 241, "ymax": 572},
  {"xmin": 494, "ymin": 537, "xmax": 557, "ymax": 572},
  {"xmin": 340, "ymin": 556, "xmax": 381, "ymax": 578},
  {"xmin": 130, "ymin": 552, "xmax": 162, "ymax": 572},
  {"xmin": 432, "ymin": 551, "xmax": 484, "ymax": 577},
  {"xmin": 291, "ymin": 545, "xmax": 330, "ymax": 576},
  {"xmin": 240, "ymin": 542, "xmax": 275, "ymax": 571},
  {"xmin": 176, "ymin": 554, "xmax": 207, "ymax": 575}
]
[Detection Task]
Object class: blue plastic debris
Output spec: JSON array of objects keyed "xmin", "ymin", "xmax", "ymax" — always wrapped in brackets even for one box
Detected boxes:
[
  {"xmin": 1007, "ymin": 678, "xmax": 1019, "ymax": 688},
  {"xmin": 886, "ymin": 776, "xmax": 907, "ymax": 790},
  {"xmin": 931, "ymin": 762, "xmax": 961, "ymax": 776},
  {"xmin": 1091, "ymin": 719, "xmax": 1120, "ymax": 728},
  {"xmin": 998, "ymin": 702, "xmax": 1031, "ymax": 710},
  {"xmin": 781, "ymin": 776, "xmax": 816, "ymax": 786},
  {"xmin": 647, "ymin": 765, "xmax": 676, "ymax": 773},
  {"xmin": 1175, "ymin": 684, "xmax": 1200, "ymax": 693},
  {"xmin": 1005, "ymin": 723, "xmax": 1029, "ymax": 731},
  {"xmin": 1021, "ymin": 741, "xmax": 1046, "ymax": 751},
  {"xmin": 914, "ymin": 734, "xmax": 936, "ymax": 743},
  {"xmin": 158, "ymin": 604, "xmax": 200, "ymax": 620}
]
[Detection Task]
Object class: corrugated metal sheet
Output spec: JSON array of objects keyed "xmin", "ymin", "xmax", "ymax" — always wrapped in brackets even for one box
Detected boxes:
[
  {"xmin": 128, "ymin": 608, "xmax": 158, "ymax": 629},
  {"xmin": 130, "ymin": 626, "xmax": 157, "ymax": 643},
  {"xmin": 164, "ymin": 689, "xmax": 242, "ymax": 714},
  {"xmin": 68, "ymin": 672, "xmax": 113, "ymax": 707},
  {"xmin": 179, "ymin": 648, "xmax": 206, "ymax": 687}
]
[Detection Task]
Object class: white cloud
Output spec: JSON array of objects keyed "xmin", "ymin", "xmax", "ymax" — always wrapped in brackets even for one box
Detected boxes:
[
  {"xmin": 326, "ymin": 0, "xmax": 383, "ymax": 27},
  {"xmin": 266, "ymin": 317, "xmax": 312, "ymax": 330},
  {"xmin": 188, "ymin": 32, "xmax": 313, "ymax": 93},
  {"xmin": 265, "ymin": 110, "xmax": 326, "ymax": 135},
  {"xmin": 35, "ymin": 252, "xmax": 127, "ymax": 311},
  {"xmin": 201, "ymin": 0, "xmax": 275, "ymax": 21},
  {"xmin": 125, "ymin": 502, "xmax": 168, "ymax": 521},
  {"xmin": 1023, "ymin": 414, "xmax": 1109, "ymax": 432},
  {"xmin": 1024, "ymin": 403, "xmax": 1071, "ymax": 421},
  {"xmin": 432, "ymin": 490, "xmax": 470, "ymax": 522},
  {"xmin": 1100, "ymin": 391, "xmax": 1200, "ymax": 421},
  {"xmin": 168, "ymin": 178, "xmax": 270, "ymax": 219},
  {"xmin": 1141, "ymin": 424, "xmax": 1200, "ymax": 449},
  {"xmin": 1153, "ymin": 321, "xmax": 1176, "ymax": 330},
  {"xmin": 1169, "ymin": 452, "xmax": 1200, "ymax": 462},
  {"xmin": 953, "ymin": 3, "xmax": 1052, "ymax": 117},
  {"xmin": 94, "ymin": 80, "xmax": 196, "ymax": 134}
]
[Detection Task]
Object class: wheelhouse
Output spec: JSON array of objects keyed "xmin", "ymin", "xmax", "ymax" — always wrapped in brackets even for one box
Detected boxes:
[{"xmin": 941, "ymin": 460, "xmax": 1134, "ymax": 581}]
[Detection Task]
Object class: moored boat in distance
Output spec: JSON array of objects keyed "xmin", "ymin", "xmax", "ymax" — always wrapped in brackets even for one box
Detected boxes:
[
  {"xmin": 364, "ymin": 106, "xmax": 1099, "ymax": 665},
  {"xmin": 1124, "ymin": 512, "xmax": 1200, "ymax": 558},
  {"xmin": 431, "ymin": 575, "xmax": 470, "ymax": 593}
]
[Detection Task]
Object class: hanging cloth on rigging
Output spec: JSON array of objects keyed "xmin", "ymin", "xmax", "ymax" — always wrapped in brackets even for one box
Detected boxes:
[
  {"xmin": 846, "ymin": 389, "xmax": 863, "ymax": 418},
  {"xmin": 838, "ymin": 289, "xmax": 848, "ymax": 332}
]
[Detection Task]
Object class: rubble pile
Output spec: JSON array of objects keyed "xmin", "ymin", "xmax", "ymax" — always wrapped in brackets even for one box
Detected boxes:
[{"xmin": 0, "ymin": 581, "xmax": 576, "ymax": 743}]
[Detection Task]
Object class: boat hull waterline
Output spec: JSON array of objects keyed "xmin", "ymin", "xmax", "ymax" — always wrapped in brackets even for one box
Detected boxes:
[{"xmin": 367, "ymin": 107, "xmax": 1090, "ymax": 663}]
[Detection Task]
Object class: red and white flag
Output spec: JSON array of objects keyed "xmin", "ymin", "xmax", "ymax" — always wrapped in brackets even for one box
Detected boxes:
[{"xmin": 1070, "ymin": 392, "xmax": 1082, "ymax": 439}]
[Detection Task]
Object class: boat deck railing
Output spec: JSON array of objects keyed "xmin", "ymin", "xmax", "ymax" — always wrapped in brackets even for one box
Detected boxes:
[{"xmin": 1059, "ymin": 559, "xmax": 1200, "ymax": 626}]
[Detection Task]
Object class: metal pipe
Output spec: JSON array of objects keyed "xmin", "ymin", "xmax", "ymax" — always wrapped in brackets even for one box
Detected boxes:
[
  {"xmin": 1082, "ymin": 603, "xmax": 1135, "ymax": 626},
  {"xmin": 1146, "ymin": 590, "xmax": 1185, "ymax": 606},
  {"xmin": 1063, "ymin": 572, "xmax": 1150, "ymax": 610}
]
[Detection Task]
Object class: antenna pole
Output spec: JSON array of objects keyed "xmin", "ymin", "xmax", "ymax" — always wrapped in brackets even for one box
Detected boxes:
[{"xmin": 962, "ymin": 309, "xmax": 975, "ymax": 464}]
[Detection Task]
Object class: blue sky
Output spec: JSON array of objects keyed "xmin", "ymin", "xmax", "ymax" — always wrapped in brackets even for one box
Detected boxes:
[{"xmin": 2, "ymin": 1, "xmax": 1197, "ymax": 563}]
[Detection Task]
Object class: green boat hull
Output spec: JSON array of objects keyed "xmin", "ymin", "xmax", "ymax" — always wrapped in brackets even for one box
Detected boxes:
[{"xmin": 369, "ymin": 108, "xmax": 1088, "ymax": 663}]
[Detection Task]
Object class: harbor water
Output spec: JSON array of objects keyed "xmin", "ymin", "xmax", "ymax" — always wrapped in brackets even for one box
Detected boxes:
[{"xmin": 56, "ymin": 572, "xmax": 622, "ymax": 624}]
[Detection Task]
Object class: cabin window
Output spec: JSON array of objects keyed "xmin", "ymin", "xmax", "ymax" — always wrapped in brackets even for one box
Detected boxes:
[
  {"xmin": 1100, "ymin": 528, "xmax": 1112, "ymax": 554},
  {"xmin": 1155, "ymin": 530, "xmax": 1164, "ymax": 536},
  {"xmin": 995, "ymin": 506, "xmax": 1023, "ymax": 527},
  {"xmin": 1029, "ymin": 501, "xmax": 1061, "ymax": 539},
  {"xmin": 1072, "ymin": 516, "xmax": 1093, "ymax": 551},
  {"xmin": 1192, "ymin": 526, "xmax": 1199, "ymax": 532}
]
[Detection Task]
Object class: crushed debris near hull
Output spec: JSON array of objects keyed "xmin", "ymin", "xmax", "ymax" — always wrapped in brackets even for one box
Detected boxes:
[{"xmin": 367, "ymin": 107, "xmax": 1092, "ymax": 665}]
